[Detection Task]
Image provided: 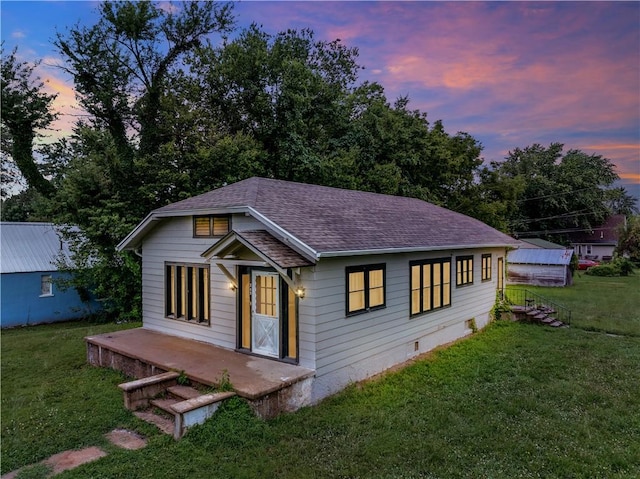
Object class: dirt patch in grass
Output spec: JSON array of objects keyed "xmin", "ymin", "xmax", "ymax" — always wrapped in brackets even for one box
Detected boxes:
[
  {"xmin": 105, "ymin": 429, "xmax": 147, "ymax": 450},
  {"xmin": 1, "ymin": 430, "xmax": 147, "ymax": 479}
]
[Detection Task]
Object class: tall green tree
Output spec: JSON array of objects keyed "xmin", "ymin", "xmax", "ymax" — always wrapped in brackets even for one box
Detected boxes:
[
  {"xmin": 192, "ymin": 27, "xmax": 485, "ymax": 205},
  {"xmin": 49, "ymin": 1, "xmax": 235, "ymax": 319},
  {"xmin": 0, "ymin": 46, "xmax": 57, "ymax": 198},
  {"xmin": 491, "ymin": 143, "xmax": 623, "ymax": 238}
]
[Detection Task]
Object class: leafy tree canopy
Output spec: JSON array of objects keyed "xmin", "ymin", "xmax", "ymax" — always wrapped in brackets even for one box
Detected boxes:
[
  {"xmin": 1, "ymin": 45, "xmax": 57, "ymax": 198},
  {"xmin": 488, "ymin": 143, "xmax": 625, "ymax": 239}
]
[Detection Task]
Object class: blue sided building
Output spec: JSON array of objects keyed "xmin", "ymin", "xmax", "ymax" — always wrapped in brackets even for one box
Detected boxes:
[{"xmin": 1, "ymin": 222, "xmax": 101, "ymax": 327}]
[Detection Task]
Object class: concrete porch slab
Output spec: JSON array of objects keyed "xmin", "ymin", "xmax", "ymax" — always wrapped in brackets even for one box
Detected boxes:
[{"xmin": 85, "ymin": 328, "xmax": 314, "ymax": 401}]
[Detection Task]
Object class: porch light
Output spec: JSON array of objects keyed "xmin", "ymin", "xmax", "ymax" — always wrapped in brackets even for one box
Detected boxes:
[
  {"xmin": 295, "ymin": 287, "xmax": 306, "ymax": 298},
  {"xmin": 228, "ymin": 282, "xmax": 237, "ymax": 292}
]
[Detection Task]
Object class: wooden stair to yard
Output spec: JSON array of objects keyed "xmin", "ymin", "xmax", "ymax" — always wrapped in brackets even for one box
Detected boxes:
[
  {"xmin": 119, "ymin": 372, "xmax": 235, "ymax": 439},
  {"xmin": 511, "ymin": 305, "xmax": 567, "ymax": 328}
]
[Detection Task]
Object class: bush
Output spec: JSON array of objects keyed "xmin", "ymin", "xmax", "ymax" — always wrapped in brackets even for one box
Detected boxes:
[{"xmin": 586, "ymin": 257, "xmax": 635, "ymax": 277}]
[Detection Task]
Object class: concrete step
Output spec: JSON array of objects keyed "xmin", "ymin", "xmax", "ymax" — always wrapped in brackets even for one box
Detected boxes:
[
  {"xmin": 133, "ymin": 410, "xmax": 174, "ymax": 435},
  {"xmin": 167, "ymin": 385, "xmax": 202, "ymax": 400},
  {"xmin": 150, "ymin": 397, "xmax": 180, "ymax": 415}
]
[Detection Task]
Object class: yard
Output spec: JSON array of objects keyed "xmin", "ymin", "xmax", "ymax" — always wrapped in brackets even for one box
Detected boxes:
[{"xmin": 2, "ymin": 273, "xmax": 639, "ymax": 478}]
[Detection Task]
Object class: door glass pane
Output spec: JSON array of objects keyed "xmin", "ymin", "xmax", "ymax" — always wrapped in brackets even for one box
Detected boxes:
[{"xmin": 256, "ymin": 275, "xmax": 277, "ymax": 317}]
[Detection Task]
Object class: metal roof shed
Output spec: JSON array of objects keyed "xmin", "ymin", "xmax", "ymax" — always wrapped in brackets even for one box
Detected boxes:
[{"xmin": 507, "ymin": 248, "xmax": 574, "ymax": 287}]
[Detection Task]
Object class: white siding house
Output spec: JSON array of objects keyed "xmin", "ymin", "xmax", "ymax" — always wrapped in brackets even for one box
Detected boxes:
[{"xmin": 118, "ymin": 177, "xmax": 518, "ymax": 404}]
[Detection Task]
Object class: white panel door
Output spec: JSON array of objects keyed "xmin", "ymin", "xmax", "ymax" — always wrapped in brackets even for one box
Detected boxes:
[{"xmin": 251, "ymin": 271, "xmax": 279, "ymax": 358}]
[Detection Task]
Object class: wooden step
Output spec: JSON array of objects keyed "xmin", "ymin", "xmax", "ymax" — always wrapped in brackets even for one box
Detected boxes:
[
  {"xmin": 549, "ymin": 320, "xmax": 563, "ymax": 327},
  {"xmin": 541, "ymin": 316, "xmax": 555, "ymax": 324},
  {"xmin": 167, "ymin": 385, "xmax": 201, "ymax": 400}
]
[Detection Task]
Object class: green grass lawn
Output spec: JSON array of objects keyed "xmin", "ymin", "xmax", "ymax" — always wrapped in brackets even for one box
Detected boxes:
[
  {"xmin": 2, "ymin": 274, "xmax": 640, "ymax": 478},
  {"xmin": 507, "ymin": 270, "xmax": 640, "ymax": 336}
]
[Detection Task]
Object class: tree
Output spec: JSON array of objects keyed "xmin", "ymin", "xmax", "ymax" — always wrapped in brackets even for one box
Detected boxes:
[
  {"xmin": 491, "ymin": 143, "xmax": 622, "ymax": 238},
  {"xmin": 615, "ymin": 215, "xmax": 640, "ymax": 265},
  {"xmin": 192, "ymin": 25, "xmax": 360, "ymax": 184},
  {"xmin": 193, "ymin": 28, "xmax": 485, "ymax": 205},
  {"xmin": 48, "ymin": 1, "xmax": 236, "ymax": 320},
  {"xmin": 1, "ymin": 46, "xmax": 58, "ymax": 198},
  {"xmin": 606, "ymin": 187, "xmax": 639, "ymax": 217}
]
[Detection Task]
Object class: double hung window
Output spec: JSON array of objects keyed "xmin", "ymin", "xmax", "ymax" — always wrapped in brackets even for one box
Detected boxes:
[{"xmin": 481, "ymin": 254, "xmax": 492, "ymax": 281}]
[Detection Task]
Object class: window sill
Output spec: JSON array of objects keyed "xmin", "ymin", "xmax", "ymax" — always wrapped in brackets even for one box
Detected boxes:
[
  {"xmin": 39, "ymin": 294, "xmax": 54, "ymax": 298},
  {"xmin": 166, "ymin": 316, "xmax": 210, "ymax": 327},
  {"xmin": 346, "ymin": 305, "xmax": 386, "ymax": 318}
]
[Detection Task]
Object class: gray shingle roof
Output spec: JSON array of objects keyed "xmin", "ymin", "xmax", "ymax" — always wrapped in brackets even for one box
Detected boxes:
[
  {"xmin": 234, "ymin": 231, "xmax": 315, "ymax": 268},
  {"xmin": 153, "ymin": 177, "xmax": 517, "ymax": 254},
  {"xmin": 1, "ymin": 222, "xmax": 73, "ymax": 274}
]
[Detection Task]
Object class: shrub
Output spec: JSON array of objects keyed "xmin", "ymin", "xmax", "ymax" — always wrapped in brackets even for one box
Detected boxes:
[{"xmin": 586, "ymin": 257, "xmax": 635, "ymax": 277}]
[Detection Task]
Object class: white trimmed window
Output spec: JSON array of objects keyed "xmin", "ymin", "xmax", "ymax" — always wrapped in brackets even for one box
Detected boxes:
[{"xmin": 40, "ymin": 275, "xmax": 53, "ymax": 297}]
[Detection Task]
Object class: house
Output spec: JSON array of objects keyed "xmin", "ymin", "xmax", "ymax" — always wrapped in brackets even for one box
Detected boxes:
[
  {"xmin": 1, "ymin": 222, "xmax": 100, "ymax": 328},
  {"xmin": 569, "ymin": 214, "xmax": 626, "ymax": 262},
  {"xmin": 507, "ymin": 248, "xmax": 573, "ymax": 287},
  {"xmin": 116, "ymin": 177, "xmax": 518, "ymax": 405}
]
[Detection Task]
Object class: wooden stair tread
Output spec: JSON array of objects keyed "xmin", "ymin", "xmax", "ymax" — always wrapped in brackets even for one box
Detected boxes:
[
  {"xmin": 167, "ymin": 385, "xmax": 202, "ymax": 400},
  {"xmin": 549, "ymin": 321, "xmax": 563, "ymax": 327}
]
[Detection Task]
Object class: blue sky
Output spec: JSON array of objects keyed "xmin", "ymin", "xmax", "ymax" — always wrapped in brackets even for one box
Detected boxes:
[{"xmin": 2, "ymin": 1, "xmax": 639, "ymax": 201}]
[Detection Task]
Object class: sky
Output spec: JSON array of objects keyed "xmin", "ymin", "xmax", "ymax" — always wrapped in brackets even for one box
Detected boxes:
[{"xmin": 2, "ymin": 1, "xmax": 639, "ymax": 203}]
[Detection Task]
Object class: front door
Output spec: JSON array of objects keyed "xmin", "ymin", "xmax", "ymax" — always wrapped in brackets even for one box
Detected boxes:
[{"xmin": 251, "ymin": 271, "xmax": 280, "ymax": 358}]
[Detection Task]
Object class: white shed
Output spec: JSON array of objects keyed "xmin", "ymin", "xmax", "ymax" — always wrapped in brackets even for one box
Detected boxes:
[{"xmin": 507, "ymin": 248, "xmax": 574, "ymax": 287}]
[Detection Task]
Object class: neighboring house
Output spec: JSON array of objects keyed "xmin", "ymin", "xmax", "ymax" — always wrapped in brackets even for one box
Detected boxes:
[
  {"xmin": 507, "ymin": 248, "xmax": 574, "ymax": 287},
  {"xmin": 118, "ymin": 177, "xmax": 518, "ymax": 404},
  {"xmin": 569, "ymin": 214, "xmax": 626, "ymax": 261},
  {"xmin": 1, "ymin": 222, "xmax": 99, "ymax": 328}
]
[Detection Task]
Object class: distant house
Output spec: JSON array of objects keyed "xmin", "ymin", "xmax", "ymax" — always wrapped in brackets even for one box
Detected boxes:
[
  {"xmin": 1, "ymin": 222, "xmax": 100, "ymax": 328},
  {"xmin": 569, "ymin": 215, "xmax": 626, "ymax": 262},
  {"xmin": 507, "ymin": 248, "xmax": 574, "ymax": 287},
  {"xmin": 113, "ymin": 177, "xmax": 518, "ymax": 404}
]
